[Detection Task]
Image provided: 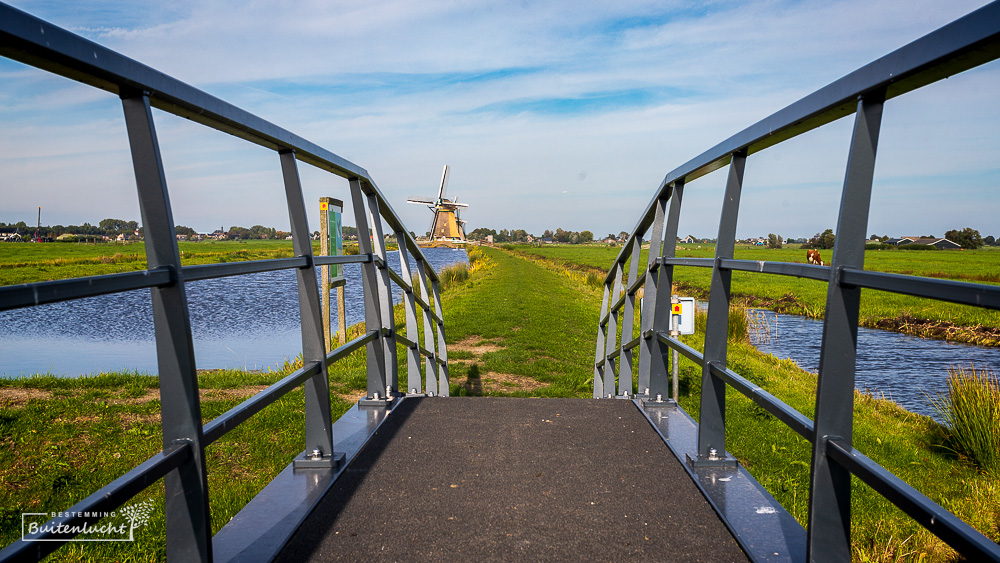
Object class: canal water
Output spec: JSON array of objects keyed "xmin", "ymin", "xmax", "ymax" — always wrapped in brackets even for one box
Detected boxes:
[
  {"xmin": 0, "ymin": 247, "xmax": 468, "ymax": 378},
  {"xmin": 749, "ymin": 309, "xmax": 1000, "ymax": 419}
]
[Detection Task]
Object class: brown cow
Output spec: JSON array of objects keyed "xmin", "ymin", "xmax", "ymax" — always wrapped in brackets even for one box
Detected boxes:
[{"xmin": 806, "ymin": 249, "xmax": 824, "ymax": 266}]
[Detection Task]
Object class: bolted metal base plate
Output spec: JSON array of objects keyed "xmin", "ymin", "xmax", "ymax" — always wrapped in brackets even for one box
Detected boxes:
[
  {"xmin": 685, "ymin": 452, "xmax": 739, "ymax": 470},
  {"xmin": 358, "ymin": 396, "xmax": 394, "ymax": 408},
  {"xmin": 641, "ymin": 397, "xmax": 677, "ymax": 408},
  {"xmin": 293, "ymin": 451, "xmax": 345, "ymax": 469}
]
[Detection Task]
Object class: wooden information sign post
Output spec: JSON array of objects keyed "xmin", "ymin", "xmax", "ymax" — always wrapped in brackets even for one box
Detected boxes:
[{"xmin": 320, "ymin": 197, "xmax": 347, "ymax": 350}]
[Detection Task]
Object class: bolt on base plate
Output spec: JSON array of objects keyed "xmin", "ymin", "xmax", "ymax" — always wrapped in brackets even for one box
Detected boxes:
[
  {"xmin": 685, "ymin": 451, "xmax": 739, "ymax": 470},
  {"xmin": 358, "ymin": 393, "xmax": 394, "ymax": 408},
  {"xmin": 641, "ymin": 396, "xmax": 677, "ymax": 408},
  {"xmin": 293, "ymin": 451, "xmax": 346, "ymax": 469}
]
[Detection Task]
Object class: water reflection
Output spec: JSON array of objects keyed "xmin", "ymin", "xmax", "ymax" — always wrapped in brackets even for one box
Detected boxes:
[
  {"xmin": 751, "ymin": 310, "xmax": 1000, "ymax": 419},
  {"xmin": 0, "ymin": 247, "xmax": 468, "ymax": 377}
]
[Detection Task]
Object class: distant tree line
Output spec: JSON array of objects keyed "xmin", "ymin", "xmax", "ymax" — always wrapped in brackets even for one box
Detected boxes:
[
  {"xmin": 801, "ymin": 229, "xmax": 836, "ymax": 249},
  {"xmin": 798, "ymin": 227, "xmax": 994, "ymax": 250},
  {"xmin": 467, "ymin": 228, "xmax": 531, "ymax": 242},
  {"xmin": 466, "ymin": 227, "xmax": 596, "ymax": 244},
  {"xmin": 0, "ymin": 218, "xmax": 139, "ymax": 239},
  {"xmin": 543, "ymin": 228, "xmax": 594, "ymax": 244},
  {"xmin": 226, "ymin": 225, "xmax": 288, "ymax": 240}
]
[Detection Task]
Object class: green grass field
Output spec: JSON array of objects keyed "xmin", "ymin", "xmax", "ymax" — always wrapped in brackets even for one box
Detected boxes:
[
  {"xmin": 0, "ymin": 240, "xmax": 296, "ymax": 286},
  {"xmin": 0, "ymin": 240, "xmax": 381, "ymax": 287},
  {"xmin": 515, "ymin": 243, "xmax": 1000, "ymax": 345},
  {"xmin": 1, "ymin": 245, "xmax": 997, "ymax": 561},
  {"xmin": 0, "ymin": 365, "xmax": 364, "ymax": 561}
]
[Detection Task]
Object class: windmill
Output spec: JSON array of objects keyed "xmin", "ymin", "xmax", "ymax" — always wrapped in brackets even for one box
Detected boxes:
[{"xmin": 407, "ymin": 165, "xmax": 469, "ymax": 243}]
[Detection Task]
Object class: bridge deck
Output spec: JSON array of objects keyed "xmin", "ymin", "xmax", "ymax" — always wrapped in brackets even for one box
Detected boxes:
[{"xmin": 274, "ymin": 397, "xmax": 747, "ymax": 561}]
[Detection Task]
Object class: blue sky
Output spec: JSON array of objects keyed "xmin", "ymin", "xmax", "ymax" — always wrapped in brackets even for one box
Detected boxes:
[{"xmin": 0, "ymin": 0, "xmax": 997, "ymax": 240}]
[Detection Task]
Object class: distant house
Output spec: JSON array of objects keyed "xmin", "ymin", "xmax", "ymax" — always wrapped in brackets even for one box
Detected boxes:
[
  {"xmin": 541, "ymin": 237, "xmax": 554, "ymax": 244},
  {"xmin": 911, "ymin": 237, "xmax": 961, "ymax": 250},
  {"xmin": 680, "ymin": 235, "xmax": 696, "ymax": 244},
  {"xmin": 887, "ymin": 236, "xmax": 961, "ymax": 250}
]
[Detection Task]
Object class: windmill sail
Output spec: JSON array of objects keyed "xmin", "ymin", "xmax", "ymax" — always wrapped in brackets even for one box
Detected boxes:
[{"xmin": 438, "ymin": 165, "xmax": 449, "ymax": 201}]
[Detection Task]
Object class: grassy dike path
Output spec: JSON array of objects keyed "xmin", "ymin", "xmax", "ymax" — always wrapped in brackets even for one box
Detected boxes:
[
  {"xmin": 440, "ymin": 246, "xmax": 600, "ymax": 398},
  {"xmin": 1, "ymin": 245, "xmax": 997, "ymax": 561}
]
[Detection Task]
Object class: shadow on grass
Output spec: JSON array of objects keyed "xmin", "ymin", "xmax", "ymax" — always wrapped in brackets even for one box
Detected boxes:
[{"xmin": 458, "ymin": 364, "xmax": 483, "ymax": 397}]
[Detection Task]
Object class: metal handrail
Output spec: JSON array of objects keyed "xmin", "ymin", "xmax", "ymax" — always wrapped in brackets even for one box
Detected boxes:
[
  {"xmin": 707, "ymin": 362, "xmax": 814, "ymax": 441},
  {"xmin": 0, "ymin": 445, "xmax": 192, "ymax": 561},
  {"xmin": 183, "ymin": 257, "xmax": 309, "ymax": 281},
  {"xmin": 594, "ymin": 3, "xmax": 1000, "ymax": 560},
  {"xmin": 826, "ymin": 439, "xmax": 1000, "ymax": 560},
  {"xmin": 202, "ymin": 332, "xmax": 376, "ymax": 445},
  {"xmin": 839, "ymin": 268, "xmax": 1000, "ymax": 309},
  {"xmin": 0, "ymin": 3, "xmax": 451, "ymax": 560},
  {"xmin": 0, "ymin": 268, "xmax": 174, "ymax": 311},
  {"xmin": 718, "ymin": 258, "xmax": 830, "ymax": 281}
]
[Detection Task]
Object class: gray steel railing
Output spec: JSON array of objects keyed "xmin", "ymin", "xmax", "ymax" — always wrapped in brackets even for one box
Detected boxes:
[
  {"xmin": 0, "ymin": 3, "xmax": 448, "ymax": 561},
  {"xmin": 595, "ymin": 2, "xmax": 1000, "ymax": 561}
]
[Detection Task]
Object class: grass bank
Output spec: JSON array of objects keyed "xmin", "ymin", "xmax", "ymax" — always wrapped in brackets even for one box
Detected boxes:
[
  {"xmin": 669, "ymin": 320, "xmax": 999, "ymax": 560},
  {"xmin": 0, "ymin": 356, "xmax": 373, "ymax": 560},
  {"xmin": 515, "ymin": 243, "xmax": 1000, "ymax": 346}
]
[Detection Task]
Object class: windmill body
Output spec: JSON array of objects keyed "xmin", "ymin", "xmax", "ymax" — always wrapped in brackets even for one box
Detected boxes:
[{"xmin": 407, "ymin": 165, "xmax": 469, "ymax": 244}]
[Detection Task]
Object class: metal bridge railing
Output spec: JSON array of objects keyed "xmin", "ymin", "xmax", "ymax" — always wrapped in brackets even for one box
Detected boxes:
[
  {"xmin": 594, "ymin": 3, "xmax": 1000, "ymax": 561},
  {"xmin": 0, "ymin": 2, "xmax": 448, "ymax": 561}
]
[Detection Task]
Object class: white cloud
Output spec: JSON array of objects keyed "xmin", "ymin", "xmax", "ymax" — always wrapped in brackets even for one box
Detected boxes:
[{"xmin": 1, "ymin": 0, "xmax": 997, "ymax": 237}]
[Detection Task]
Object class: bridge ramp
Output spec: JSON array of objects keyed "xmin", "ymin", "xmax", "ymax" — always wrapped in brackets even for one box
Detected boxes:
[{"xmin": 276, "ymin": 397, "xmax": 746, "ymax": 561}]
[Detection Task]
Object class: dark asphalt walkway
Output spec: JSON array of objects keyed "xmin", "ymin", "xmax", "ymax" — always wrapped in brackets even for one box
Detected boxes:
[{"xmin": 276, "ymin": 397, "xmax": 747, "ymax": 562}]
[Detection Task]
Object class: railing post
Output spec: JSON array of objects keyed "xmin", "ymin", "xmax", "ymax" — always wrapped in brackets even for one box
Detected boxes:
[
  {"xmin": 698, "ymin": 151, "xmax": 747, "ymax": 459},
  {"xmin": 395, "ymin": 231, "xmax": 422, "ymax": 394},
  {"xmin": 121, "ymin": 92, "xmax": 210, "ymax": 562},
  {"xmin": 638, "ymin": 194, "xmax": 668, "ymax": 397},
  {"xmin": 808, "ymin": 90, "xmax": 885, "ymax": 561},
  {"xmin": 604, "ymin": 262, "xmax": 624, "ymax": 397},
  {"xmin": 366, "ymin": 191, "xmax": 399, "ymax": 395},
  {"xmin": 593, "ymin": 283, "xmax": 611, "ymax": 398},
  {"xmin": 415, "ymin": 258, "xmax": 438, "ymax": 395},
  {"xmin": 349, "ymin": 178, "xmax": 389, "ymax": 401},
  {"xmin": 279, "ymin": 150, "xmax": 336, "ymax": 468},
  {"xmin": 432, "ymin": 279, "xmax": 449, "ymax": 396},
  {"xmin": 619, "ymin": 235, "xmax": 643, "ymax": 396},
  {"xmin": 656, "ymin": 181, "xmax": 684, "ymax": 399}
]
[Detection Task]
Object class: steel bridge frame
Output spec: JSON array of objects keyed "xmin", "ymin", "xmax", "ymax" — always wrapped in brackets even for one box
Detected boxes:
[
  {"xmin": 0, "ymin": 3, "xmax": 449, "ymax": 561},
  {"xmin": 595, "ymin": 2, "xmax": 1000, "ymax": 561}
]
